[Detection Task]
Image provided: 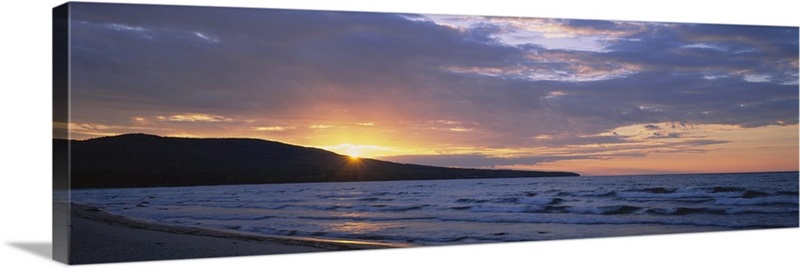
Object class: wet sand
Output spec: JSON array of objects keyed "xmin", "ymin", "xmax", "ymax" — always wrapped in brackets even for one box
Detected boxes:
[{"xmin": 68, "ymin": 204, "xmax": 397, "ymax": 264}]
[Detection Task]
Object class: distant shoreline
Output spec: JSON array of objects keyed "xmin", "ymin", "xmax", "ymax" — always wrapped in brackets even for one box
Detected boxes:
[
  {"xmin": 69, "ymin": 203, "xmax": 400, "ymax": 264},
  {"xmin": 61, "ymin": 134, "xmax": 578, "ymax": 189}
]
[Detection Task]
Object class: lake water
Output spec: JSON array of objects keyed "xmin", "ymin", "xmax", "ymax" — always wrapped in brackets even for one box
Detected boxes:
[{"xmin": 71, "ymin": 172, "xmax": 798, "ymax": 246}]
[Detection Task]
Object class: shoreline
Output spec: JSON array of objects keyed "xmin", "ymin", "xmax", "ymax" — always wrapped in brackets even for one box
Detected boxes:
[{"xmin": 69, "ymin": 203, "xmax": 402, "ymax": 264}]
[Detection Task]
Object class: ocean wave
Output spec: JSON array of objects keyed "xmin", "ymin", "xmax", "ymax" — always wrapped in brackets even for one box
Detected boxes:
[
  {"xmin": 469, "ymin": 206, "xmax": 527, "ymax": 213},
  {"xmin": 451, "ymin": 203, "xmax": 795, "ymax": 217},
  {"xmin": 614, "ymin": 187, "xmax": 778, "ymax": 200},
  {"xmin": 516, "ymin": 197, "xmax": 562, "ymax": 205},
  {"xmin": 435, "ymin": 214, "xmax": 796, "ymax": 229},
  {"xmin": 713, "ymin": 196, "xmax": 799, "ymax": 206},
  {"xmin": 353, "ymin": 204, "xmax": 430, "ymax": 212},
  {"xmin": 159, "ymin": 214, "xmax": 276, "ymax": 221},
  {"xmin": 556, "ymin": 190, "xmax": 617, "ymax": 197},
  {"xmin": 296, "ymin": 215, "xmax": 438, "ymax": 222},
  {"xmin": 645, "ymin": 207, "xmax": 727, "ymax": 215}
]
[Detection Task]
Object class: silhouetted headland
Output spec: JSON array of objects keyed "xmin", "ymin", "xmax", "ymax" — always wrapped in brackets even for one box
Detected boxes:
[{"xmin": 58, "ymin": 133, "xmax": 579, "ymax": 188}]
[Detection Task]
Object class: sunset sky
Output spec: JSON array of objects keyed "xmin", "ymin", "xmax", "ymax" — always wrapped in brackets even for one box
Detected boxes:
[{"xmin": 59, "ymin": 3, "xmax": 799, "ymax": 175}]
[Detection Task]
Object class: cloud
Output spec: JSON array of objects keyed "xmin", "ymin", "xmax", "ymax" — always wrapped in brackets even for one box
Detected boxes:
[
  {"xmin": 193, "ymin": 32, "xmax": 219, "ymax": 43},
  {"xmin": 309, "ymin": 125, "xmax": 333, "ymax": 129},
  {"xmin": 426, "ymin": 16, "xmax": 648, "ymax": 52},
  {"xmin": 255, "ymin": 126, "xmax": 294, "ymax": 132},
  {"xmin": 651, "ymin": 132, "xmax": 682, "ymax": 139},
  {"xmin": 69, "ymin": 4, "xmax": 797, "ymax": 136},
  {"xmin": 157, "ymin": 113, "xmax": 233, "ymax": 122}
]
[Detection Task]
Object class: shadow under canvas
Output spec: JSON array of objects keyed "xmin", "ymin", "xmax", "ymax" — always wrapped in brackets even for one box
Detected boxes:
[{"xmin": 7, "ymin": 242, "xmax": 52, "ymax": 260}]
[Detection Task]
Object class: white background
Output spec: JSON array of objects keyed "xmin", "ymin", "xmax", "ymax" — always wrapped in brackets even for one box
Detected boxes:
[{"xmin": 1, "ymin": 0, "xmax": 798, "ymax": 267}]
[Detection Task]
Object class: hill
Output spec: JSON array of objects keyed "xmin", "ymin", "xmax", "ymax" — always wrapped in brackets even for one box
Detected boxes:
[{"xmin": 58, "ymin": 134, "xmax": 579, "ymax": 188}]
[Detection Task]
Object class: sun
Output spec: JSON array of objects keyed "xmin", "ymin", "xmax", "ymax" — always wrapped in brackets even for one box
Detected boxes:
[
  {"xmin": 344, "ymin": 147, "xmax": 362, "ymax": 159},
  {"xmin": 320, "ymin": 143, "xmax": 393, "ymax": 160}
]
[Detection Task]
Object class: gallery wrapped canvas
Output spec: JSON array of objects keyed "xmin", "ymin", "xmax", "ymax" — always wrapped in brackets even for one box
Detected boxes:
[{"xmin": 53, "ymin": 1, "xmax": 799, "ymax": 264}]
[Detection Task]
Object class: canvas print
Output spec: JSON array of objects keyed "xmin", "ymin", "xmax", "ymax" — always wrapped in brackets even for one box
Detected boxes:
[{"xmin": 53, "ymin": 2, "xmax": 799, "ymax": 264}]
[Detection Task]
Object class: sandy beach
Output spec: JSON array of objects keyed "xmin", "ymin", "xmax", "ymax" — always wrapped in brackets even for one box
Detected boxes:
[{"xmin": 68, "ymin": 204, "xmax": 396, "ymax": 264}]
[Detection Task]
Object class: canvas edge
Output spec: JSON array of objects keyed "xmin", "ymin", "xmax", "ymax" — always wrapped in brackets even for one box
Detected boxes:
[{"xmin": 52, "ymin": 2, "xmax": 70, "ymax": 264}]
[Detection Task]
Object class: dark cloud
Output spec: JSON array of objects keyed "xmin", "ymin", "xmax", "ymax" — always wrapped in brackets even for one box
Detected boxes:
[
  {"xmin": 678, "ymin": 23, "xmax": 799, "ymax": 57},
  {"xmin": 69, "ymin": 3, "xmax": 530, "ymax": 125},
  {"xmin": 603, "ymin": 24, "xmax": 797, "ymax": 80},
  {"xmin": 561, "ymin": 19, "xmax": 620, "ymax": 31},
  {"xmin": 644, "ymin": 124, "xmax": 661, "ymax": 130},
  {"xmin": 651, "ymin": 132, "xmax": 682, "ymax": 139}
]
